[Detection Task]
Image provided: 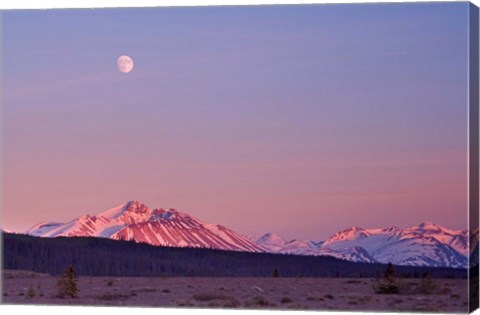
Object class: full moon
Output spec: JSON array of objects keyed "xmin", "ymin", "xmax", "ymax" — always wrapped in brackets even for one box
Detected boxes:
[{"xmin": 117, "ymin": 55, "xmax": 134, "ymax": 74}]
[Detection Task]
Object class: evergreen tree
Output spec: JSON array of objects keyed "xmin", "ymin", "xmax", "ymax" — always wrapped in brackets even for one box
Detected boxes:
[
  {"xmin": 57, "ymin": 265, "xmax": 79, "ymax": 298},
  {"xmin": 374, "ymin": 262, "xmax": 400, "ymax": 294},
  {"xmin": 384, "ymin": 262, "xmax": 395, "ymax": 279},
  {"xmin": 272, "ymin": 268, "xmax": 280, "ymax": 278}
]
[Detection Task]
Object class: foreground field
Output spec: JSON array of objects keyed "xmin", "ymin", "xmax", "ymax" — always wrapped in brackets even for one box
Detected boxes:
[{"xmin": 2, "ymin": 270, "xmax": 468, "ymax": 312}]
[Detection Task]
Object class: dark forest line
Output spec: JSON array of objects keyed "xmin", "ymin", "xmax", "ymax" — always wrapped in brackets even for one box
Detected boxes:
[{"xmin": 2, "ymin": 233, "xmax": 467, "ymax": 278}]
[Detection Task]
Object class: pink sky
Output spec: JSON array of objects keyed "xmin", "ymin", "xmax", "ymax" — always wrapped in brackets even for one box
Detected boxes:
[{"xmin": 2, "ymin": 4, "xmax": 470, "ymax": 240}]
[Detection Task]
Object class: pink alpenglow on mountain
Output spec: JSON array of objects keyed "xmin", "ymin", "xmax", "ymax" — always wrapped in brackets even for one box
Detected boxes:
[
  {"xmin": 254, "ymin": 223, "xmax": 476, "ymax": 268},
  {"xmin": 26, "ymin": 200, "xmax": 476, "ymax": 269},
  {"xmin": 26, "ymin": 201, "xmax": 264, "ymax": 253}
]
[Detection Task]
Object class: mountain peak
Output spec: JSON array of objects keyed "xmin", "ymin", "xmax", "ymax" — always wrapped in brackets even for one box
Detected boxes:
[
  {"xmin": 339, "ymin": 226, "xmax": 367, "ymax": 235},
  {"xmin": 413, "ymin": 222, "xmax": 448, "ymax": 233},
  {"xmin": 382, "ymin": 226, "xmax": 401, "ymax": 233},
  {"xmin": 349, "ymin": 226, "xmax": 364, "ymax": 232},
  {"xmin": 150, "ymin": 208, "xmax": 183, "ymax": 220},
  {"xmin": 97, "ymin": 200, "xmax": 146, "ymax": 220},
  {"xmin": 323, "ymin": 225, "xmax": 369, "ymax": 245},
  {"xmin": 418, "ymin": 221, "xmax": 437, "ymax": 228},
  {"xmin": 124, "ymin": 200, "xmax": 150, "ymax": 214},
  {"xmin": 256, "ymin": 232, "xmax": 285, "ymax": 243}
]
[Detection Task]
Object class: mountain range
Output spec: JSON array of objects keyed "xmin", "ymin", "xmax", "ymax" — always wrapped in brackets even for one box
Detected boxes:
[{"xmin": 23, "ymin": 200, "xmax": 477, "ymax": 269}]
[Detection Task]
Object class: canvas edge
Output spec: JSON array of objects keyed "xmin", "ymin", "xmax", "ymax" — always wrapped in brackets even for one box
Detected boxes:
[
  {"xmin": 0, "ymin": 9, "xmax": 4, "ymax": 305},
  {"xmin": 468, "ymin": 1, "xmax": 480, "ymax": 313}
]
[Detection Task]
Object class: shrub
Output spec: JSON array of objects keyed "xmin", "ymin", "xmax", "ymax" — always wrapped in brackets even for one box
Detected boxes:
[
  {"xmin": 374, "ymin": 280, "xmax": 400, "ymax": 294},
  {"xmin": 272, "ymin": 268, "xmax": 280, "ymax": 278},
  {"xmin": 193, "ymin": 293, "xmax": 228, "ymax": 302},
  {"xmin": 192, "ymin": 293, "xmax": 240, "ymax": 307},
  {"xmin": 98, "ymin": 293, "xmax": 130, "ymax": 301},
  {"xmin": 416, "ymin": 272, "xmax": 436, "ymax": 294},
  {"xmin": 27, "ymin": 286, "xmax": 35, "ymax": 299},
  {"xmin": 251, "ymin": 296, "xmax": 269, "ymax": 306}
]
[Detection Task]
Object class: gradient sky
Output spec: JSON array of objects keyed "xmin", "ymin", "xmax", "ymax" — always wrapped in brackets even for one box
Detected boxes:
[{"xmin": 2, "ymin": 3, "xmax": 470, "ymax": 240}]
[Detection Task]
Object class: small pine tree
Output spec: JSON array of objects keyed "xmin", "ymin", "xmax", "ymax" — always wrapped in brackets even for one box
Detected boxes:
[
  {"xmin": 417, "ymin": 272, "xmax": 436, "ymax": 294},
  {"xmin": 374, "ymin": 263, "xmax": 401, "ymax": 294},
  {"xmin": 384, "ymin": 263, "xmax": 395, "ymax": 279},
  {"xmin": 57, "ymin": 265, "xmax": 79, "ymax": 298}
]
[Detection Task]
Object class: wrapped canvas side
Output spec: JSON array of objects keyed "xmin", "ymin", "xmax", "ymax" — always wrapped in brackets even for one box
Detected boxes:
[{"xmin": 469, "ymin": 2, "xmax": 480, "ymax": 313}]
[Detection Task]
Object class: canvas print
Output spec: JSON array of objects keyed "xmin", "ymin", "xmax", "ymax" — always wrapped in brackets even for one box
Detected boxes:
[{"xmin": 1, "ymin": 1, "xmax": 479, "ymax": 313}]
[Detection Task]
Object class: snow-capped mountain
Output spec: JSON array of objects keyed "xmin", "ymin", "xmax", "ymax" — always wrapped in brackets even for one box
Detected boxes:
[
  {"xmin": 26, "ymin": 200, "xmax": 263, "ymax": 253},
  {"xmin": 24, "ymin": 201, "xmax": 476, "ymax": 268},
  {"xmin": 250, "ymin": 232, "xmax": 377, "ymax": 263},
  {"xmin": 254, "ymin": 222, "xmax": 475, "ymax": 268}
]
